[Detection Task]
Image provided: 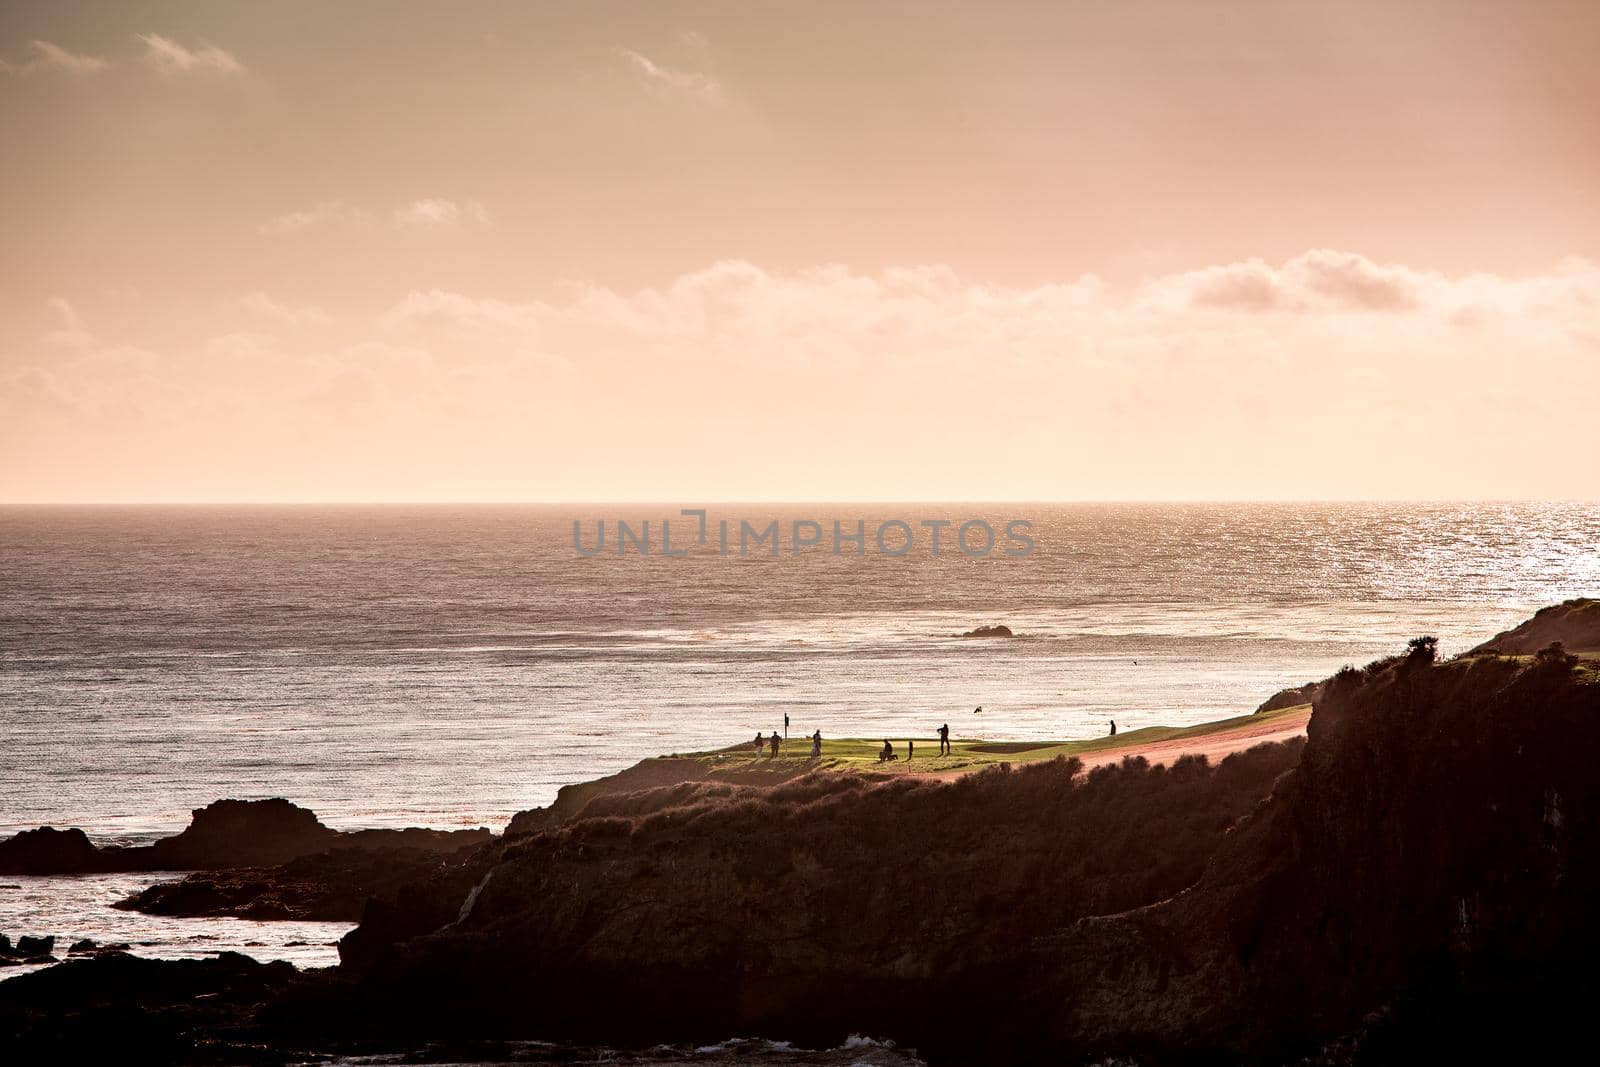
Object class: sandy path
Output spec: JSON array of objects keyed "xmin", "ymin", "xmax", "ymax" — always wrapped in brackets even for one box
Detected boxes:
[{"xmin": 1074, "ymin": 706, "xmax": 1311, "ymax": 772}]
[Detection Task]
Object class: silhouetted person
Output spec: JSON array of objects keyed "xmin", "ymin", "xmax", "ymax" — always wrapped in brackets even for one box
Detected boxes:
[
  {"xmin": 1109, "ymin": 719, "xmax": 1117, "ymax": 736},
  {"xmin": 769, "ymin": 732, "xmax": 780, "ymax": 757},
  {"xmin": 907, "ymin": 739, "xmax": 914, "ymax": 760},
  {"xmin": 938, "ymin": 723, "xmax": 950, "ymax": 756},
  {"xmin": 753, "ymin": 732, "xmax": 764, "ymax": 755},
  {"xmin": 879, "ymin": 739, "xmax": 896, "ymax": 762},
  {"xmin": 810, "ymin": 729, "xmax": 822, "ymax": 758},
  {"xmin": 784, "ymin": 712, "xmax": 789, "ymax": 739}
]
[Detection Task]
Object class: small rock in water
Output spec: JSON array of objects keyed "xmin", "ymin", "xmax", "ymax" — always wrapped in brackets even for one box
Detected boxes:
[
  {"xmin": 16, "ymin": 934, "xmax": 54, "ymax": 956},
  {"xmin": 959, "ymin": 623, "xmax": 1016, "ymax": 638}
]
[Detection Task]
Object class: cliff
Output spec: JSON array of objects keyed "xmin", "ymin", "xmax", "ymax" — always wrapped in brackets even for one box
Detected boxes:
[
  {"xmin": 1469, "ymin": 596, "xmax": 1600, "ymax": 654},
  {"xmin": 6, "ymin": 607, "xmax": 1599, "ymax": 1064},
  {"xmin": 296, "ymin": 636, "xmax": 1600, "ymax": 1063}
]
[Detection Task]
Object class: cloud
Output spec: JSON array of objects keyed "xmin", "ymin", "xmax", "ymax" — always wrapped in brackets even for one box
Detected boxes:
[
  {"xmin": 137, "ymin": 34, "xmax": 244, "ymax": 77},
  {"xmin": 1166, "ymin": 250, "xmax": 1425, "ymax": 314},
  {"xmin": 1289, "ymin": 250, "xmax": 1420, "ymax": 311},
  {"xmin": 239, "ymin": 292, "xmax": 330, "ymax": 327},
  {"xmin": 205, "ymin": 332, "xmax": 279, "ymax": 360},
  {"xmin": 1180, "ymin": 259, "xmax": 1290, "ymax": 312},
  {"xmin": 616, "ymin": 47, "xmax": 725, "ymax": 106},
  {"xmin": 391, "ymin": 198, "xmax": 493, "ymax": 229},
  {"xmin": 1, "ymin": 40, "xmax": 110, "ymax": 76},
  {"xmin": 42, "ymin": 298, "xmax": 95, "ymax": 349},
  {"xmin": 380, "ymin": 290, "xmax": 538, "ymax": 333},
  {"xmin": 9, "ymin": 253, "xmax": 1598, "ymax": 501},
  {"xmin": 259, "ymin": 201, "xmax": 372, "ymax": 235},
  {"xmin": 261, "ymin": 199, "xmax": 491, "ymax": 235}
]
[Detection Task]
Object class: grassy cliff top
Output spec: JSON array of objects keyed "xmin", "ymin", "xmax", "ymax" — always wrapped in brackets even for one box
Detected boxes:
[{"xmin": 688, "ymin": 702, "xmax": 1313, "ymax": 777}]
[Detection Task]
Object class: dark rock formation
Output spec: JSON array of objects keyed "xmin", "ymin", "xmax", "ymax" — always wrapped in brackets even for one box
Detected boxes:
[
  {"xmin": 1, "ymin": 934, "xmax": 60, "ymax": 966},
  {"xmin": 0, "ymin": 827, "xmax": 100, "ymax": 875},
  {"xmin": 958, "ymin": 624, "xmax": 1015, "ymax": 638},
  {"xmin": 0, "ymin": 798, "xmax": 492, "ymax": 876},
  {"xmin": 117, "ymin": 843, "xmax": 495, "ymax": 923},
  {"xmin": 337, "ymin": 843, "xmax": 501, "ymax": 966},
  {"xmin": 1255, "ymin": 678, "xmax": 1324, "ymax": 712},
  {"xmin": 0, "ymin": 951, "xmax": 297, "ymax": 1063},
  {"xmin": 1026, "ymin": 648, "xmax": 1600, "ymax": 1063},
  {"xmin": 9, "ymin": 606, "xmax": 1600, "ymax": 1064},
  {"xmin": 308, "ymin": 634, "xmax": 1600, "ymax": 1063},
  {"xmin": 320, "ymin": 742, "xmax": 1303, "ymax": 1055},
  {"xmin": 15, "ymin": 935, "xmax": 54, "ymax": 957},
  {"xmin": 1469, "ymin": 596, "xmax": 1600, "ymax": 653},
  {"xmin": 506, "ymin": 757, "xmax": 812, "ymax": 836}
]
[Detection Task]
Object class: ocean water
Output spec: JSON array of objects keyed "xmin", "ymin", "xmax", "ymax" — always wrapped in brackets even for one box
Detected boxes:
[
  {"xmin": 0, "ymin": 872, "xmax": 348, "ymax": 979},
  {"xmin": 2, "ymin": 502, "xmax": 1597, "ymax": 846}
]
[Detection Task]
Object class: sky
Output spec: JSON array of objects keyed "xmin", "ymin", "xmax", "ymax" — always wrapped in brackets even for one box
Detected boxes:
[{"xmin": 2, "ymin": 0, "xmax": 1598, "ymax": 502}]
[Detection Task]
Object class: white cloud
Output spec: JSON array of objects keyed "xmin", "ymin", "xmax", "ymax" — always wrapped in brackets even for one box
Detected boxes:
[
  {"xmin": 616, "ymin": 47, "xmax": 725, "ymax": 106},
  {"xmin": 262, "ymin": 199, "xmax": 491, "ymax": 235},
  {"xmin": 380, "ymin": 290, "xmax": 538, "ymax": 333},
  {"xmin": 1, "ymin": 40, "xmax": 110, "ymax": 77},
  {"xmin": 10, "ymin": 253, "xmax": 1598, "ymax": 501},
  {"xmin": 205, "ymin": 332, "xmax": 279, "ymax": 360},
  {"xmin": 42, "ymin": 298, "xmax": 95, "ymax": 349},
  {"xmin": 137, "ymin": 34, "xmax": 245, "ymax": 77},
  {"xmin": 259, "ymin": 201, "xmax": 373, "ymax": 235},
  {"xmin": 239, "ymin": 292, "xmax": 330, "ymax": 327},
  {"xmin": 391, "ymin": 198, "xmax": 493, "ymax": 229}
]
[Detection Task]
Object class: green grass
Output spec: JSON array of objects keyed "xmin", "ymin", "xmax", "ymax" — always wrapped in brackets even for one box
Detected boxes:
[{"xmin": 688, "ymin": 703, "xmax": 1311, "ymax": 777}]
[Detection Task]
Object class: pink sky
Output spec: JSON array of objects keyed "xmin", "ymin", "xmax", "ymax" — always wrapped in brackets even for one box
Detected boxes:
[{"xmin": 2, "ymin": 1, "xmax": 1597, "ymax": 501}]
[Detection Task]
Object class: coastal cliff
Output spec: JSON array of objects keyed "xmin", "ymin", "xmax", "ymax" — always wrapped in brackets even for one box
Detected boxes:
[
  {"xmin": 297, "ymin": 637, "xmax": 1600, "ymax": 1062},
  {"xmin": 4, "ymin": 607, "xmax": 1599, "ymax": 1063}
]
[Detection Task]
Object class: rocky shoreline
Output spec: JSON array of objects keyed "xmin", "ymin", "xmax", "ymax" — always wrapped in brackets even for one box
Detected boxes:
[{"xmin": 3, "ymin": 600, "xmax": 1598, "ymax": 1064}]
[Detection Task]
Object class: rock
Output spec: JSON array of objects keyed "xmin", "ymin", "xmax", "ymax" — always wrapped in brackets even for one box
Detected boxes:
[
  {"xmin": 1255, "ymin": 679, "xmax": 1324, "ymax": 713},
  {"xmin": 1, "ymin": 798, "xmax": 494, "ymax": 875},
  {"xmin": 959, "ymin": 624, "xmax": 1015, "ymax": 638},
  {"xmin": 118, "ymin": 842, "xmax": 495, "ymax": 922},
  {"xmin": 0, "ymin": 950, "xmax": 299, "ymax": 1062},
  {"xmin": 137, "ymin": 798, "xmax": 337, "ymax": 869},
  {"xmin": 329, "ymin": 612, "xmax": 1600, "ymax": 1063},
  {"xmin": 332, "ymin": 740, "xmax": 1302, "ymax": 1059},
  {"xmin": 1024, "ymin": 647, "xmax": 1600, "ymax": 1063},
  {"xmin": 338, "ymin": 844, "xmax": 501, "ymax": 969},
  {"xmin": 15, "ymin": 935, "xmax": 54, "ymax": 957},
  {"xmin": 1470, "ymin": 597, "xmax": 1600, "ymax": 654},
  {"xmin": 0, "ymin": 826, "xmax": 100, "ymax": 875},
  {"xmin": 12, "ymin": 604, "xmax": 1600, "ymax": 1064}
]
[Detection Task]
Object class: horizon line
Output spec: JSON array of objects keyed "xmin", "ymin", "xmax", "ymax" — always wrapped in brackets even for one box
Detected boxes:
[{"xmin": 3, "ymin": 497, "xmax": 1598, "ymax": 508}]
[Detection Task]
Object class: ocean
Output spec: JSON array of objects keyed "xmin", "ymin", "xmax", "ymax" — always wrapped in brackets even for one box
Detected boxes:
[
  {"xmin": 4, "ymin": 502, "xmax": 1597, "ymax": 842},
  {"xmin": 1, "ymin": 501, "xmax": 1597, "ymax": 976}
]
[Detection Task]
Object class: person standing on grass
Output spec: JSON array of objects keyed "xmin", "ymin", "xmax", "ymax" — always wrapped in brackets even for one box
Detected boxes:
[
  {"xmin": 1109, "ymin": 719, "xmax": 1117, "ymax": 736},
  {"xmin": 938, "ymin": 722, "xmax": 951, "ymax": 756},
  {"xmin": 810, "ymin": 729, "xmax": 822, "ymax": 758},
  {"xmin": 769, "ymin": 732, "xmax": 780, "ymax": 757},
  {"xmin": 753, "ymin": 732, "xmax": 764, "ymax": 755},
  {"xmin": 907, "ymin": 739, "xmax": 914, "ymax": 761}
]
